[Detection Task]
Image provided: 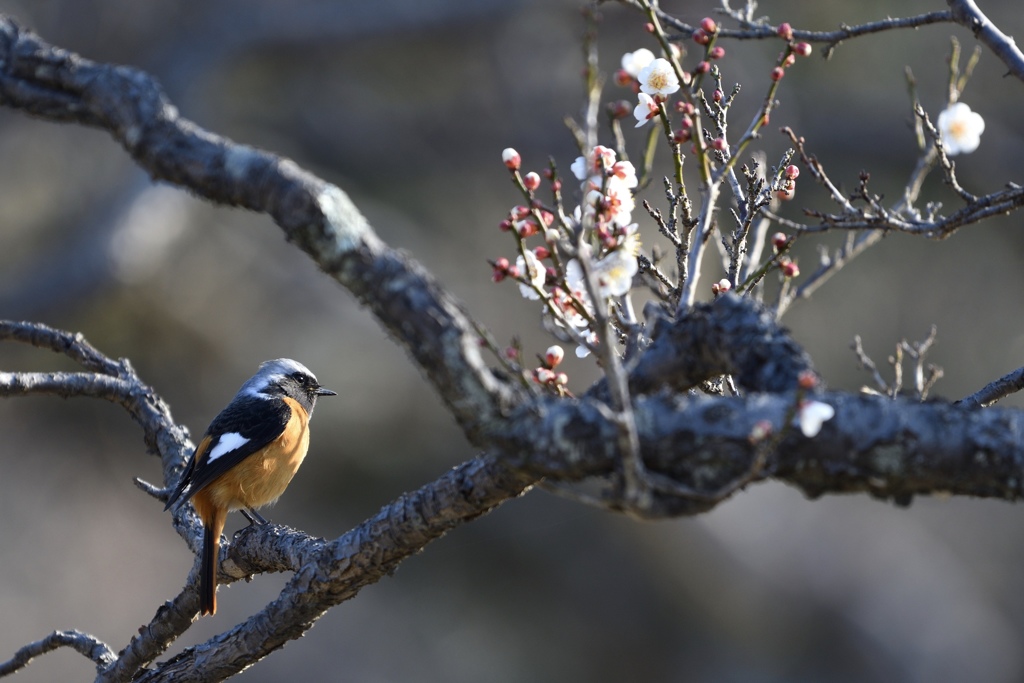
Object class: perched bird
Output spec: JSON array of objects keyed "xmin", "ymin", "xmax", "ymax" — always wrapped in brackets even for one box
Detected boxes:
[{"xmin": 164, "ymin": 359, "xmax": 335, "ymax": 615}]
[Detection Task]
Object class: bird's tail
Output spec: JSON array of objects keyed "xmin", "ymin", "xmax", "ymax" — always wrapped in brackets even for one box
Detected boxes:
[{"xmin": 200, "ymin": 509, "xmax": 225, "ymax": 615}]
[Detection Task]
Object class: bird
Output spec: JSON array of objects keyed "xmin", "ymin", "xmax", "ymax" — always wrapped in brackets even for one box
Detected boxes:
[{"xmin": 164, "ymin": 358, "xmax": 335, "ymax": 615}]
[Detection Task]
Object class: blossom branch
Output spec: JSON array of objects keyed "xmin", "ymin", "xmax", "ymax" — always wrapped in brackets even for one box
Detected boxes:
[
  {"xmin": 644, "ymin": 0, "xmax": 1024, "ymax": 83},
  {"xmin": 652, "ymin": 7, "xmax": 952, "ymax": 57}
]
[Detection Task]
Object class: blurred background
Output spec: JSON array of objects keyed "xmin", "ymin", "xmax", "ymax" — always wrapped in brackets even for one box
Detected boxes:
[{"xmin": 1, "ymin": 0, "xmax": 1024, "ymax": 681}]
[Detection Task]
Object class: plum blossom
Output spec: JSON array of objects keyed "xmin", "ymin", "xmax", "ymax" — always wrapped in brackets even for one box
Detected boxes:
[
  {"xmin": 638, "ymin": 58, "xmax": 680, "ymax": 96},
  {"xmin": 610, "ymin": 161, "xmax": 638, "ymax": 189},
  {"xmin": 937, "ymin": 102, "xmax": 985, "ymax": 156},
  {"xmin": 633, "ymin": 92, "xmax": 659, "ymax": 128},
  {"xmin": 797, "ymin": 400, "xmax": 835, "ymax": 438},
  {"xmin": 516, "ymin": 249, "xmax": 545, "ymax": 300},
  {"xmin": 621, "ymin": 48, "xmax": 655, "ymax": 78},
  {"xmin": 575, "ymin": 330, "xmax": 599, "ymax": 359},
  {"xmin": 566, "ymin": 248, "xmax": 638, "ymax": 300},
  {"xmin": 570, "ymin": 145, "xmax": 617, "ymax": 183},
  {"xmin": 551, "ymin": 287, "xmax": 589, "ymax": 329}
]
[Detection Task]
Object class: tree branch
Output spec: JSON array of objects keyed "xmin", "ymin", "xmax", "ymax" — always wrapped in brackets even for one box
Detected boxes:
[{"xmin": 0, "ymin": 630, "xmax": 115, "ymax": 677}]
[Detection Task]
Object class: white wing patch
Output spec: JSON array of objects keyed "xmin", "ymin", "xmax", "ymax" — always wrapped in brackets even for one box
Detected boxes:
[{"xmin": 207, "ymin": 432, "xmax": 250, "ymax": 463}]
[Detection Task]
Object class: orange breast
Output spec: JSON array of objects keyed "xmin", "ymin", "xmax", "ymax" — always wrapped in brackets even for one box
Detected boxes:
[{"xmin": 200, "ymin": 397, "xmax": 311, "ymax": 512}]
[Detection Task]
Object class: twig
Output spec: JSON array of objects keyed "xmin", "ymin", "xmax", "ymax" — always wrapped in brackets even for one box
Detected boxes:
[
  {"xmin": 0, "ymin": 630, "xmax": 116, "ymax": 676},
  {"xmin": 957, "ymin": 366, "xmax": 1024, "ymax": 409}
]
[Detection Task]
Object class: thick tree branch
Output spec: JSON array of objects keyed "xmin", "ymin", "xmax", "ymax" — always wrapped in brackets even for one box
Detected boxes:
[{"xmin": 135, "ymin": 455, "xmax": 535, "ymax": 682}]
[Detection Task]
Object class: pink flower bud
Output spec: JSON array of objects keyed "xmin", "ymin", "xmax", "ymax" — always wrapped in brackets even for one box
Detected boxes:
[
  {"xmin": 776, "ymin": 186, "xmax": 795, "ymax": 201},
  {"xmin": 533, "ymin": 246, "xmax": 550, "ymax": 260},
  {"xmin": 783, "ymin": 54, "xmax": 796, "ymax": 67},
  {"xmin": 517, "ymin": 219, "xmax": 539, "ymax": 238},
  {"xmin": 712, "ymin": 137, "xmax": 726, "ymax": 151},
  {"xmin": 798, "ymin": 370, "xmax": 818, "ymax": 389},
  {"xmin": 785, "ymin": 164, "xmax": 800, "ymax": 179},
  {"xmin": 608, "ymin": 100, "xmax": 632, "ymax": 119},
  {"xmin": 695, "ymin": 61, "xmax": 710, "ymax": 74},
  {"xmin": 523, "ymin": 172, "xmax": 541, "ymax": 191},
  {"xmin": 701, "ymin": 17, "xmax": 718, "ymax": 34},
  {"xmin": 551, "ymin": 179, "xmax": 562, "ymax": 192},
  {"xmin": 692, "ymin": 29, "xmax": 710, "ymax": 45},
  {"xmin": 771, "ymin": 232, "xmax": 788, "ymax": 250},
  {"xmin": 545, "ymin": 345, "xmax": 565, "ymax": 368},
  {"xmin": 676, "ymin": 101, "xmax": 695, "ymax": 115},
  {"xmin": 499, "ymin": 219, "xmax": 513, "ymax": 232},
  {"xmin": 709, "ymin": 46, "xmax": 725, "ymax": 60},
  {"xmin": 776, "ymin": 23, "xmax": 793, "ymax": 41},
  {"xmin": 504, "ymin": 346, "xmax": 518, "ymax": 360},
  {"xmin": 614, "ymin": 69, "xmax": 633, "ymax": 87},
  {"xmin": 672, "ymin": 128, "xmax": 692, "ymax": 144},
  {"xmin": 713, "ymin": 89, "xmax": 723, "ymax": 103},
  {"xmin": 794, "ymin": 42, "xmax": 812, "ymax": 57},
  {"xmin": 770, "ymin": 67, "xmax": 785, "ymax": 81},
  {"xmin": 534, "ymin": 368, "xmax": 555, "ymax": 384},
  {"xmin": 781, "ymin": 259, "xmax": 799, "ymax": 277},
  {"xmin": 501, "ymin": 148, "xmax": 521, "ymax": 170},
  {"xmin": 644, "ymin": 22, "xmax": 655, "ymax": 33}
]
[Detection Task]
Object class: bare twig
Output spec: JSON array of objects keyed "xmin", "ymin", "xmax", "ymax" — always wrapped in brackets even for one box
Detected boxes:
[
  {"xmin": 957, "ymin": 366, "xmax": 1024, "ymax": 409},
  {"xmin": 0, "ymin": 630, "xmax": 115, "ymax": 676}
]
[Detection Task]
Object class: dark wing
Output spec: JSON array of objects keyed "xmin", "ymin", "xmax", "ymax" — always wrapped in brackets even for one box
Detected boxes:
[{"xmin": 164, "ymin": 396, "xmax": 292, "ymax": 510}]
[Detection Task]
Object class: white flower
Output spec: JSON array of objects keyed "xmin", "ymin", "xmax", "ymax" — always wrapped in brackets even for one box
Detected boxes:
[
  {"xmin": 581, "ymin": 180, "xmax": 635, "ymax": 229},
  {"xmin": 576, "ymin": 330, "xmax": 599, "ymax": 358},
  {"xmin": 610, "ymin": 161, "xmax": 638, "ymax": 189},
  {"xmin": 604, "ymin": 176, "xmax": 635, "ymax": 226},
  {"xmin": 552, "ymin": 287, "xmax": 590, "ymax": 328},
  {"xmin": 571, "ymin": 145, "xmax": 617, "ymax": 183},
  {"xmin": 621, "ymin": 48, "xmax": 655, "ymax": 78},
  {"xmin": 566, "ymin": 249, "xmax": 638, "ymax": 300},
  {"xmin": 937, "ymin": 102, "xmax": 985, "ymax": 156},
  {"xmin": 595, "ymin": 249, "xmax": 638, "ymax": 296},
  {"xmin": 797, "ymin": 400, "xmax": 835, "ymax": 438},
  {"xmin": 516, "ymin": 250, "xmax": 545, "ymax": 300},
  {"xmin": 618, "ymin": 223, "xmax": 642, "ymax": 255},
  {"xmin": 638, "ymin": 58, "xmax": 680, "ymax": 96},
  {"xmin": 633, "ymin": 92, "xmax": 659, "ymax": 128}
]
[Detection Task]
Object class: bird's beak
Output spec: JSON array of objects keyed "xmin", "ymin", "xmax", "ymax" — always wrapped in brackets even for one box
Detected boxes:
[{"xmin": 317, "ymin": 387, "xmax": 337, "ymax": 397}]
